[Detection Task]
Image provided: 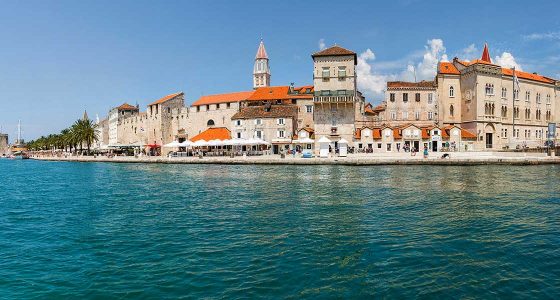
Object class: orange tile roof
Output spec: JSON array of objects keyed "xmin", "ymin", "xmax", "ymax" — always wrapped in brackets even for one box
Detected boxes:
[
  {"xmin": 461, "ymin": 128, "xmax": 477, "ymax": 139},
  {"xmin": 117, "ymin": 103, "xmax": 138, "ymax": 111},
  {"xmin": 149, "ymin": 92, "xmax": 183, "ymax": 106},
  {"xmin": 502, "ymin": 68, "xmax": 555, "ymax": 84},
  {"xmin": 190, "ymin": 127, "xmax": 231, "ymax": 142},
  {"xmin": 192, "ymin": 91, "xmax": 254, "ymax": 106},
  {"xmin": 247, "ymin": 85, "xmax": 313, "ymax": 101},
  {"xmin": 438, "ymin": 62, "xmax": 460, "ymax": 75}
]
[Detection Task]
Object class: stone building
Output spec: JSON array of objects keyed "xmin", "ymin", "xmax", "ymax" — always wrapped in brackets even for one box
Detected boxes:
[
  {"xmin": 108, "ymin": 103, "xmax": 140, "ymax": 146},
  {"xmin": 183, "ymin": 91, "xmax": 253, "ymax": 139},
  {"xmin": 231, "ymin": 104, "xmax": 298, "ymax": 154},
  {"xmin": 437, "ymin": 43, "xmax": 558, "ymax": 150},
  {"xmin": 312, "ymin": 45, "xmax": 365, "ymax": 151},
  {"xmin": 384, "ymin": 81, "xmax": 438, "ymax": 127},
  {"xmin": 0, "ymin": 133, "xmax": 8, "ymax": 156},
  {"xmin": 146, "ymin": 92, "xmax": 184, "ymax": 153}
]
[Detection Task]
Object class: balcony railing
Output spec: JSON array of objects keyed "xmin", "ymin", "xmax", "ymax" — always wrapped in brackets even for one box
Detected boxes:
[{"xmin": 314, "ymin": 95, "xmax": 355, "ymax": 103}]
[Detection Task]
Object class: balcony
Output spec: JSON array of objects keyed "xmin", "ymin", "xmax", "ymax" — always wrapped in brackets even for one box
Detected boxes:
[{"xmin": 314, "ymin": 95, "xmax": 355, "ymax": 103}]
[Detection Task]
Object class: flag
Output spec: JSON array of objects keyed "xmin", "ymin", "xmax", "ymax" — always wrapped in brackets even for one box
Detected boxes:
[{"xmin": 513, "ymin": 68, "xmax": 521, "ymax": 91}]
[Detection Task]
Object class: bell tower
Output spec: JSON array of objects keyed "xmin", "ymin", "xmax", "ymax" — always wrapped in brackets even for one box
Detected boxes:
[{"xmin": 253, "ymin": 39, "xmax": 270, "ymax": 89}]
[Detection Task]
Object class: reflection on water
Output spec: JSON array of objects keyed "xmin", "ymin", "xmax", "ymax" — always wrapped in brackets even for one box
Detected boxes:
[{"xmin": 0, "ymin": 160, "xmax": 559, "ymax": 298}]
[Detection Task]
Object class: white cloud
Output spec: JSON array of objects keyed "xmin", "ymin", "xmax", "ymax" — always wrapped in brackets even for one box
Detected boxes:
[
  {"xmin": 318, "ymin": 38, "xmax": 326, "ymax": 50},
  {"xmin": 460, "ymin": 43, "xmax": 478, "ymax": 60},
  {"xmin": 414, "ymin": 39, "xmax": 448, "ymax": 80},
  {"xmin": 494, "ymin": 52, "xmax": 522, "ymax": 70},
  {"xmin": 356, "ymin": 48, "xmax": 397, "ymax": 99},
  {"xmin": 523, "ymin": 32, "xmax": 560, "ymax": 41}
]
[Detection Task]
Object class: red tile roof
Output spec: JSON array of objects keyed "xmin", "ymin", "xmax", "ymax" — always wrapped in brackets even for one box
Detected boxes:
[
  {"xmin": 502, "ymin": 68, "xmax": 555, "ymax": 84},
  {"xmin": 438, "ymin": 62, "xmax": 460, "ymax": 75},
  {"xmin": 312, "ymin": 45, "xmax": 357, "ymax": 63},
  {"xmin": 190, "ymin": 127, "xmax": 231, "ymax": 142},
  {"xmin": 149, "ymin": 92, "xmax": 183, "ymax": 106},
  {"xmin": 192, "ymin": 91, "xmax": 254, "ymax": 106},
  {"xmin": 247, "ymin": 86, "xmax": 313, "ymax": 101},
  {"xmin": 461, "ymin": 128, "xmax": 477, "ymax": 139},
  {"xmin": 117, "ymin": 103, "xmax": 138, "ymax": 111}
]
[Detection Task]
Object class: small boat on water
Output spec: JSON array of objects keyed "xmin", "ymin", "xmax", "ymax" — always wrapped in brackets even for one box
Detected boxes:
[{"xmin": 9, "ymin": 151, "xmax": 29, "ymax": 160}]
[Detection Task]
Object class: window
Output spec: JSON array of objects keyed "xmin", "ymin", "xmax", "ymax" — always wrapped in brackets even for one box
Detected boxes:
[
  {"xmin": 322, "ymin": 67, "xmax": 330, "ymax": 78},
  {"xmin": 485, "ymin": 83, "xmax": 494, "ymax": 95},
  {"xmin": 337, "ymin": 90, "xmax": 347, "ymax": 96},
  {"xmin": 206, "ymin": 105, "xmax": 210, "ymax": 110},
  {"xmin": 377, "ymin": 143, "xmax": 382, "ymax": 149},
  {"xmin": 415, "ymin": 93, "xmax": 420, "ymax": 102},
  {"xmin": 227, "ymin": 103, "xmax": 231, "ymax": 109},
  {"xmin": 277, "ymin": 118, "xmax": 285, "ymax": 125},
  {"xmin": 546, "ymin": 94, "xmax": 551, "ymax": 104},
  {"xmin": 391, "ymin": 112, "xmax": 397, "ymax": 120},
  {"xmin": 387, "ymin": 144, "xmax": 392, "ymax": 151},
  {"xmin": 255, "ymin": 119, "xmax": 262, "ymax": 125},
  {"xmin": 449, "ymin": 105, "xmax": 454, "ymax": 116},
  {"xmin": 449, "ymin": 86, "xmax": 455, "ymax": 97},
  {"xmin": 255, "ymin": 130, "xmax": 262, "ymax": 139},
  {"xmin": 236, "ymin": 132, "xmax": 242, "ymax": 139},
  {"xmin": 321, "ymin": 90, "xmax": 330, "ymax": 96},
  {"xmin": 525, "ymin": 91, "xmax": 530, "ymax": 102},
  {"xmin": 415, "ymin": 111, "xmax": 420, "ymax": 120},
  {"xmin": 390, "ymin": 93, "xmax": 396, "ymax": 102},
  {"xmin": 306, "ymin": 105, "xmax": 313, "ymax": 113},
  {"xmin": 536, "ymin": 93, "xmax": 541, "ymax": 104},
  {"xmin": 501, "ymin": 106, "xmax": 507, "ymax": 117},
  {"xmin": 402, "ymin": 111, "xmax": 408, "ymax": 120},
  {"xmin": 277, "ymin": 130, "xmax": 285, "ymax": 138},
  {"xmin": 514, "ymin": 89, "xmax": 519, "ymax": 100},
  {"xmin": 428, "ymin": 111, "xmax": 433, "ymax": 120},
  {"xmin": 338, "ymin": 66, "xmax": 346, "ymax": 78},
  {"xmin": 403, "ymin": 93, "xmax": 409, "ymax": 102},
  {"xmin": 501, "ymin": 87, "xmax": 507, "ymax": 98},
  {"xmin": 428, "ymin": 93, "xmax": 433, "ymax": 104},
  {"xmin": 235, "ymin": 120, "xmax": 242, "ymax": 126},
  {"xmin": 207, "ymin": 119, "xmax": 215, "ymax": 126},
  {"xmin": 196, "ymin": 106, "xmax": 200, "ymax": 112}
]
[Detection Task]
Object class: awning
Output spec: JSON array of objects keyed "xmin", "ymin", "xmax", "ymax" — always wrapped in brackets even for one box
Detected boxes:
[
  {"xmin": 318, "ymin": 136, "xmax": 332, "ymax": 143},
  {"xmin": 291, "ymin": 137, "xmax": 315, "ymax": 144}
]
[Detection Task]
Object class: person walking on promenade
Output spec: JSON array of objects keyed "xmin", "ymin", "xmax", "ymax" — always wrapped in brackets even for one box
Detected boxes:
[{"xmin": 423, "ymin": 146, "xmax": 428, "ymax": 158}]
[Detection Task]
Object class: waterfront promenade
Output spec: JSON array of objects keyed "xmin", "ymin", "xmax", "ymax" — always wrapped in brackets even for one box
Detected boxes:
[{"xmin": 33, "ymin": 151, "xmax": 560, "ymax": 165}]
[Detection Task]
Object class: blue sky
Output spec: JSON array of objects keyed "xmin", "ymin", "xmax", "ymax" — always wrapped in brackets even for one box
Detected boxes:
[{"xmin": 0, "ymin": 0, "xmax": 559, "ymax": 141}]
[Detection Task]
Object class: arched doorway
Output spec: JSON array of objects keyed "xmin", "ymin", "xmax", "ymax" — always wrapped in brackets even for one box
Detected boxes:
[
  {"xmin": 207, "ymin": 119, "xmax": 215, "ymax": 127},
  {"xmin": 485, "ymin": 124, "xmax": 495, "ymax": 149}
]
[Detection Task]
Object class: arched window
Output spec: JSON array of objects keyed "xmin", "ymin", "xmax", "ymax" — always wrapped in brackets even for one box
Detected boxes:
[
  {"xmin": 449, "ymin": 105, "xmax": 454, "ymax": 116},
  {"xmin": 491, "ymin": 103, "xmax": 495, "ymax": 115},
  {"xmin": 449, "ymin": 86, "xmax": 455, "ymax": 97},
  {"xmin": 207, "ymin": 119, "xmax": 215, "ymax": 126}
]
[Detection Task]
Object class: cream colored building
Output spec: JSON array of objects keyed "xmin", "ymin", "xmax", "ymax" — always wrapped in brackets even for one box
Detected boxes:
[
  {"xmin": 384, "ymin": 81, "xmax": 438, "ymax": 127},
  {"xmin": 312, "ymin": 45, "xmax": 365, "ymax": 152},
  {"xmin": 108, "ymin": 103, "xmax": 139, "ymax": 146},
  {"xmin": 231, "ymin": 105, "xmax": 298, "ymax": 154},
  {"xmin": 146, "ymin": 92, "xmax": 184, "ymax": 151},
  {"xmin": 437, "ymin": 44, "xmax": 558, "ymax": 150}
]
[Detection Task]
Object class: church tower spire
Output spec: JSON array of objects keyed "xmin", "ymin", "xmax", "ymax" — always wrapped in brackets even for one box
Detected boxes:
[
  {"xmin": 481, "ymin": 43, "xmax": 492, "ymax": 63},
  {"xmin": 253, "ymin": 39, "xmax": 270, "ymax": 89}
]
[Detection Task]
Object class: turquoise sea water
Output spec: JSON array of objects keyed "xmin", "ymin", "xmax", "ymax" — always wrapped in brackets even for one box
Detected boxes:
[{"xmin": 0, "ymin": 159, "xmax": 559, "ymax": 299}]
